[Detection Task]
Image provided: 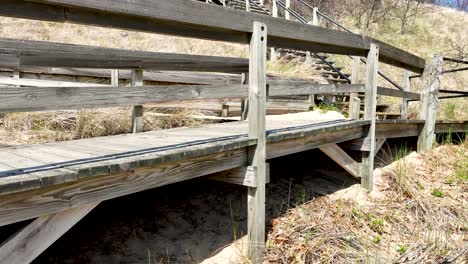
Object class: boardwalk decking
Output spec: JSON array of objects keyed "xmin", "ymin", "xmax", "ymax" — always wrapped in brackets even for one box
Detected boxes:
[{"xmin": 0, "ymin": 112, "xmax": 466, "ymax": 228}]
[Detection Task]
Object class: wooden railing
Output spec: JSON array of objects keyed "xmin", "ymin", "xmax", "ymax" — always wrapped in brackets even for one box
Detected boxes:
[{"xmin": 0, "ymin": 1, "xmax": 440, "ymax": 262}]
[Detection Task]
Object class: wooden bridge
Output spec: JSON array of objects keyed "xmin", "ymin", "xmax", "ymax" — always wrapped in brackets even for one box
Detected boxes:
[{"xmin": 0, "ymin": 1, "xmax": 467, "ymax": 263}]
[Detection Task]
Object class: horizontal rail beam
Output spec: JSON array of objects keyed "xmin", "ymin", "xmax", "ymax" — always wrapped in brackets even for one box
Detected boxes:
[
  {"xmin": 0, "ymin": 38, "xmax": 249, "ymax": 73},
  {"xmin": 0, "ymin": 81, "xmax": 368, "ymax": 112},
  {"xmin": 0, "ymin": 85, "xmax": 247, "ymax": 112},
  {"xmin": 377, "ymin": 86, "xmax": 420, "ymax": 100},
  {"xmin": 0, "ymin": 0, "xmax": 425, "ymax": 72}
]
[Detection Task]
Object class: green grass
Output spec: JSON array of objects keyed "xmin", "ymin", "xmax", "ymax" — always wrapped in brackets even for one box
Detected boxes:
[
  {"xmin": 397, "ymin": 245, "xmax": 408, "ymax": 254},
  {"xmin": 431, "ymin": 188, "xmax": 444, "ymax": 198},
  {"xmin": 317, "ymin": 103, "xmax": 339, "ymax": 113}
]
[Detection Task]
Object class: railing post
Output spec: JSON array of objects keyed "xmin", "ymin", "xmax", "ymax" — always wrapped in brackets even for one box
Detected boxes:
[
  {"xmin": 247, "ymin": 21, "xmax": 267, "ymax": 263},
  {"xmin": 360, "ymin": 43, "xmax": 379, "ymax": 191},
  {"xmin": 270, "ymin": 0, "xmax": 278, "ymax": 63},
  {"xmin": 111, "ymin": 69, "xmax": 119, "ymax": 87},
  {"xmin": 246, "ymin": 0, "xmax": 250, "ymax": 12},
  {"xmin": 131, "ymin": 69, "xmax": 144, "ymax": 133},
  {"xmin": 312, "ymin": 7, "xmax": 319, "ymax": 26},
  {"xmin": 241, "ymin": 72, "xmax": 249, "ymax": 120},
  {"xmin": 400, "ymin": 71, "xmax": 410, "ymax": 120},
  {"xmin": 285, "ymin": 0, "xmax": 291, "ymax": 20},
  {"xmin": 349, "ymin": 57, "xmax": 361, "ymax": 119},
  {"xmin": 13, "ymin": 68, "xmax": 20, "ymax": 87},
  {"xmin": 417, "ymin": 55, "xmax": 442, "ymax": 152}
]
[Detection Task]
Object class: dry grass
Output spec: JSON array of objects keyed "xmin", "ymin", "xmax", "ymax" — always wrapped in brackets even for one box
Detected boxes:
[
  {"xmin": 0, "ymin": 108, "xmax": 206, "ymax": 146},
  {"xmin": 266, "ymin": 143, "xmax": 468, "ymax": 263}
]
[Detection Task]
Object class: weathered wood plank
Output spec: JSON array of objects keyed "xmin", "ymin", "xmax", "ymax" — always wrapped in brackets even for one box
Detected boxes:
[
  {"xmin": 349, "ymin": 56, "xmax": 360, "ymax": 119},
  {"xmin": 0, "ymin": 80, "xmax": 367, "ymax": 112},
  {"xmin": 267, "ymin": 125, "xmax": 365, "ymax": 159},
  {"xmin": 206, "ymin": 164, "xmax": 270, "ymax": 188},
  {"xmin": 0, "ymin": 37, "xmax": 249, "ymax": 73},
  {"xmin": 377, "ymin": 86, "xmax": 419, "ymax": 100},
  {"xmin": 0, "ymin": 77, "xmax": 109, "ymax": 87},
  {"xmin": 1, "ymin": 0, "xmax": 425, "ymax": 72},
  {"xmin": 0, "ymin": 202, "xmax": 99, "ymax": 264},
  {"xmin": 247, "ymin": 21, "xmax": 267, "ymax": 263},
  {"xmin": 269, "ymin": 82, "xmax": 365, "ymax": 96},
  {"xmin": 319, "ymin": 143, "xmax": 360, "ymax": 178},
  {"xmin": 401, "ymin": 71, "xmax": 410, "ymax": 119},
  {"xmin": 361, "ymin": 43, "xmax": 379, "ymax": 191},
  {"xmin": 418, "ymin": 56, "xmax": 442, "ymax": 152},
  {"xmin": 131, "ymin": 69, "xmax": 144, "ymax": 133},
  {"xmin": 0, "ymin": 84, "xmax": 248, "ymax": 112}
]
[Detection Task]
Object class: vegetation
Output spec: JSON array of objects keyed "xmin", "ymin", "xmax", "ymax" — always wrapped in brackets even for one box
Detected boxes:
[{"xmin": 266, "ymin": 141, "xmax": 468, "ymax": 263}]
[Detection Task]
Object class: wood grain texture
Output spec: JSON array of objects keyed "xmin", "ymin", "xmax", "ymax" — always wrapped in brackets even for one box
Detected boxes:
[
  {"xmin": 319, "ymin": 143, "xmax": 360, "ymax": 178},
  {"xmin": 131, "ymin": 69, "xmax": 144, "ymax": 133},
  {"xmin": 0, "ymin": 37, "xmax": 248, "ymax": 73},
  {"xmin": 0, "ymin": 84, "xmax": 248, "ymax": 112},
  {"xmin": 247, "ymin": 21, "xmax": 267, "ymax": 263},
  {"xmin": 377, "ymin": 86, "xmax": 419, "ymax": 100},
  {"xmin": 1, "ymin": 0, "xmax": 425, "ymax": 71},
  {"xmin": 206, "ymin": 164, "xmax": 270, "ymax": 188},
  {"xmin": 401, "ymin": 71, "xmax": 410, "ymax": 119},
  {"xmin": 0, "ymin": 202, "xmax": 99, "ymax": 264},
  {"xmin": 361, "ymin": 43, "xmax": 379, "ymax": 191},
  {"xmin": 349, "ymin": 56, "xmax": 360, "ymax": 119},
  {"xmin": 418, "ymin": 56, "xmax": 442, "ymax": 152}
]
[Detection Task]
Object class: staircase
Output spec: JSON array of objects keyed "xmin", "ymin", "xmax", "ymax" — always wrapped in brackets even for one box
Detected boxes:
[{"xmin": 195, "ymin": 0, "xmax": 352, "ymax": 103}]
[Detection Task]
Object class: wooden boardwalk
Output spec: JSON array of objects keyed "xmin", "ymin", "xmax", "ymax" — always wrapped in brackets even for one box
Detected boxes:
[
  {"xmin": 1, "ymin": 113, "xmax": 466, "ymax": 227},
  {"xmin": 0, "ymin": 1, "xmax": 465, "ymax": 263}
]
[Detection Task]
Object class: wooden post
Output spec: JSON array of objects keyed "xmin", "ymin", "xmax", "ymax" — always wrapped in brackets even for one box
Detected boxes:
[
  {"xmin": 349, "ymin": 57, "xmax": 361, "ymax": 119},
  {"xmin": 270, "ymin": 0, "xmax": 278, "ymax": 63},
  {"xmin": 401, "ymin": 71, "xmax": 410, "ymax": 120},
  {"xmin": 246, "ymin": 21, "xmax": 267, "ymax": 263},
  {"xmin": 221, "ymin": 103, "xmax": 229, "ymax": 117},
  {"xmin": 111, "ymin": 69, "xmax": 119, "ymax": 87},
  {"xmin": 0, "ymin": 202, "xmax": 99, "ymax": 264},
  {"xmin": 351, "ymin": 97, "xmax": 361, "ymax": 120},
  {"xmin": 13, "ymin": 68, "xmax": 20, "ymax": 87},
  {"xmin": 285, "ymin": 0, "xmax": 291, "ymax": 20},
  {"xmin": 360, "ymin": 43, "xmax": 379, "ymax": 191},
  {"xmin": 417, "ymin": 55, "xmax": 442, "ymax": 152},
  {"xmin": 241, "ymin": 72, "xmax": 249, "ymax": 120},
  {"xmin": 312, "ymin": 7, "xmax": 319, "ymax": 26},
  {"xmin": 131, "ymin": 69, "xmax": 144, "ymax": 133}
]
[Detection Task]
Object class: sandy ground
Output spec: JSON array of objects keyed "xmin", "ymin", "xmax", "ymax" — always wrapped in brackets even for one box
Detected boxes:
[{"xmin": 20, "ymin": 149, "xmax": 357, "ymax": 264}]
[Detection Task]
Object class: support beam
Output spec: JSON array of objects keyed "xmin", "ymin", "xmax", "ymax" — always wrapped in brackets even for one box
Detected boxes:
[
  {"xmin": 206, "ymin": 164, "xmax": 270, "ymax": 188},
  {"xmin": 360, "ymin": 44, "xmax": 379, "ymax": 191},
  {"xmin": 131, "ymin": 69, "xmax": 144, "ymax": 133},
  {"xmin": 246, "ymin": 21, "xmax": 267, "ymax": 263},
  {"xmin": 418, "ymin": 56, "xmax": 442, "ymax": 152},
  {"xmin": 0, "ymin": 202, "xmax": 99, "ymax": 264},
  {"xmin": 319, "ymin": 144, "xmax": 360, "ymax": 179},
  {"xmin": 345, "ymin": 138, "xmax": 386, "ymax": 155},
  {"xmin": 349, "ymin": 56, "xmax": 361, "ymax": 119}
]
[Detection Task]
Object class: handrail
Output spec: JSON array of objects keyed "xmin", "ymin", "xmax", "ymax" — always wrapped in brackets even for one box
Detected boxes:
[
  {"xmin": 410, "ymin": 66, "xmax": 468, "ymax": 79},
  {"xmin": 316, "ymin": 10, "xmax": 353, "ymax": 33},
  {"xmin": 276, "ymin": 0, "xmax": 351, "ymax": 83},
  {"xmin": 3, "ymin": 0, "xmax": 425, "ymax": 73},
  {"xmin": 313, "ymin": 8, "xmax": 405, "ymax": 90},
  {"xmin": 248, "ymin": 0, "xmax": 271, "ymax": 15},
  {"xmin": 443, "ymin": 57, "xmax": 468, "ymax": 64}
]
